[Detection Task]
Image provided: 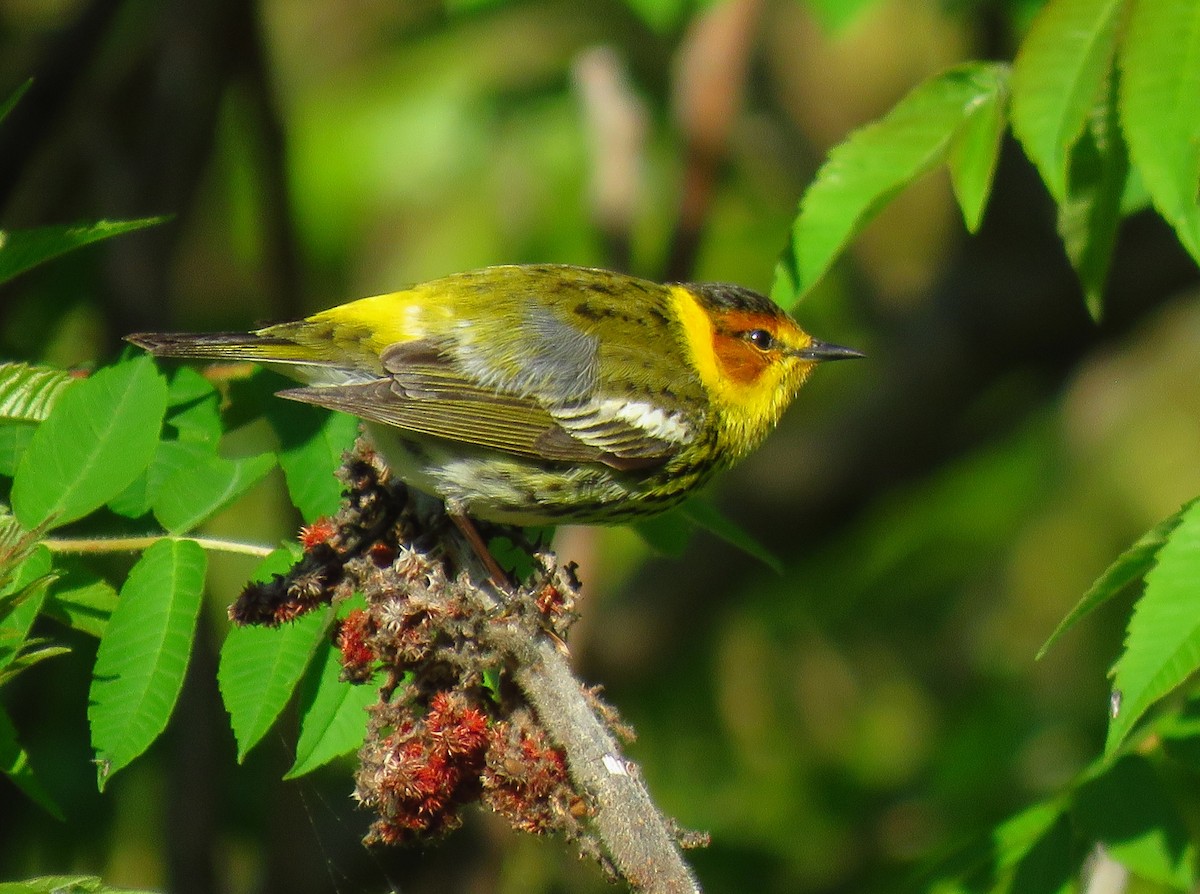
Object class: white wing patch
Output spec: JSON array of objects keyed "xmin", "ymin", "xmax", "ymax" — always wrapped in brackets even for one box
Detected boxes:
[{"xmin": 555, "ymin": 398, "xmax": 693, "ymax": 447}]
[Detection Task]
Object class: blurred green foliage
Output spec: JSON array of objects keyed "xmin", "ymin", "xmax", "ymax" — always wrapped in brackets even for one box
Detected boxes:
[{"xmin": 2, "ymin": 0, "xmax": 1200, "ymax": 893}]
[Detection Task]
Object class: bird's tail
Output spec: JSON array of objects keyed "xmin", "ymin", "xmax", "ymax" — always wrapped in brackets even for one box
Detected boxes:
[{"xmin": 126, "ymin": 331, "xmax": 319, "ymax": 364}]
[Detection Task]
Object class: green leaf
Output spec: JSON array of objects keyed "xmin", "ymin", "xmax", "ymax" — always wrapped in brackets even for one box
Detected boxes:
[
  {"xmin": 1160, "ymin": 698, "xmax": 1200, "ymax": 771},
  {"xmin": 1057, "ymin": 73, "xmax": 1129, "ymax": 320},
  {"xmin": 108, "ymin": 439, "xmax": 213, "ymax": 521},
  {"xmin": 0, "ymin": 79, "xmax": 32, "ymax": 126},
  {"xmin": 0, "ymin": 546, "xmax": 53, "ymax": 674},
  {"xmin": 0, "ymin": 877, "xmax": 157, "ymax": 894},
  {"xmin": 947, "ymin": 69, "xmax": 1008, "ymax": 232},
  {"xmin": 1073, "ymin": 755, "xmax": 1196, "ymax": 888},
  {"xmin": 151, "ymin": 452, "xmax": 276, "ymax": 534},
  {"xmin": 285, "ymin": 597, "xmax": 376, "ymax": 778},
  {"xmin": 0, "ymin": 642, "xmax": 72, "ymax": 688},
  {"xmin": 0, "ymin": 513, "xmax": 47, "ymax": 604},
  {"xmin": 680, "ymin": 498, "xmax": 782, "ymax": 573},
  {"xmin": 0, "ymin": 362, "xmax": 78, "ymax": 423},
  {"xmin": 0, "ymin": 423, "xmax": 36, "ymax": 477},
  {"xmin": 1009, "ymin": 0, "xmax": 1123, "ymax": 202},
  {"xmin": 44, "ymin": 572, "xmax": 118, "ymax": 638},
  {"xmin": 0, "ymin": 217, "xmax": 166, "ymax": 287},
  {"xmin": 11, "ymin": 356, "xmax": 168, "ymax": 530},
  {"xmin": 1118, "ymin": 0, "xmax": 1200, "ymax": 264},
  {"xmin": 88, "ymin": 538, "xmax": 207, "ymax": 790},
  {"xmin": 163, "ymin": 370, "xmax": 222, "ymax": 444},
  {"xmin": 0, "ymin": 703, "xmax": 63, "ymax": 820},
  {"xmin": 1006, "ymin": 811, "xmax": 1077, "ymax": 894},
  {"xmin": 268, "ymin": 402, "xmax": 358, "ymax": 522},
  {"xmin": 773, "ymin": 63, "xmax": 1009, "ymax": 303},
  {"xmin": 1107, "ymin": 499, "xmax": 1200, "ymax": 753},
  {"xmin": 1039, "ymin": 500, "xmax": 1194, "ymax": 660},
  {"xmin": 218, "ymin": 548, "xmax": 327, "ymax": 762}
]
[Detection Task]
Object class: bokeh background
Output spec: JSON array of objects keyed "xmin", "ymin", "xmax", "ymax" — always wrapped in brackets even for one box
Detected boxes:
[{"xmin": 2, "ymin": 1, "xmax": 1199, "ymax": 892}]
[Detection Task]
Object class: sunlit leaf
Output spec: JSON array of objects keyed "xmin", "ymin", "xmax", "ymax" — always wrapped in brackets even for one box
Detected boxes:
[
  {"xmin": 1107, "ymin": 500, "xmax": 1200, "ymax": 754},
  {"xmin": 88, "ymin": 539, "xmax": 207, "ymax": 790},
  {"xmin": 947, "ymin": 70, "xmax": 1008, "ymax": 232},
  {"xmin": 0, "ymin": 877, "xmax": 157, "ymax": 894},
  {"xmin": 1009, "ymin": 0, "xmax": 1123, "ymax": 201},
  {"xmin": 773, "ymin": 63, "xmax": 1008, "ymax": 303},
  {"xmin": 1039, "ymin": 501, "xmax": 1193, "ymax": 660},
  {"xmin": 0, "ymin": 362, "xmax": 78, "ymax": 423},
  {"xmin": 11, "ymin": 356, "xmax": 168, "ymax": 530},
  {"xmin": 151, "ymin": 452, "xmax": 276, "ymax": 534},
  {"xmin": 1118, "ymin": 0, "xmax": 1200, "ymax": 264}
]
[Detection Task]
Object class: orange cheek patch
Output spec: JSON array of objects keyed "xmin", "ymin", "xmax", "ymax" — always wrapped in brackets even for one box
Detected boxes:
[{"xmin": 712, "ymin": 333, "xmax": 770, "ymax": 387}]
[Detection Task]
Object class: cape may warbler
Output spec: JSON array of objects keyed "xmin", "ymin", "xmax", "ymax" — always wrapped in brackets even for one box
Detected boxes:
[{"xmin": 129, "ymin": 264, "xmax": 860, "ymax": 526}]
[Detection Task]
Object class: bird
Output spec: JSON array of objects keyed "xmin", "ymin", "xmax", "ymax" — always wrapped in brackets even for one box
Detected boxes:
[{"xmin": 128, "ymin": 263, "xmax": 861, "ymax": 529}]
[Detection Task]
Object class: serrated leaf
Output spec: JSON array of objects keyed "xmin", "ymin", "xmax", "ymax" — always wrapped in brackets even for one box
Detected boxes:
[
  {"xmin": 1118, "ymin": 0, "xmax": 1200, "ymax": 264},
  {"xmin": 88, "ymin": 538, "xmax": 207, "ymax": 789},
  {"xmin": 948, "ymin": 72, "xmax": 1008, "ymax": 232},
  {"xmin": 1057, "ymin": 73, "xmax": 1129, "ymax": 320},
  {"xmin": 1107, "ymin": 500, "xmax": 1200, "ymax": 753},
  {"xmin": 11, "ymin": 356, "xmax": 168, "ymax": 530},
  {"xmin": 218, "ymin": 548, "xmax": 327, "ymax": 762},
  {"xmin": 0, "ymin": 702, "xmax": 63, "ymax": 820},
  {"xmin": 285, "ymin": 596, "xmax": 375, "ymax": 778},
  {"xmin": 0, "ymin": 79, "xmax": 32, "ymax": 126},
  {"xmin": 1009, "ymin": 0, "xmax": 1123, "ymax": 202},
  {"xmin": 151, "ymin": 452, "xmax": 275, "ymax": 534},
  {"xmin": 1073, "ymin": 755, "xmax": 1195, "ymax": 888},
  {"xmin": 268, "ymin": 402, "xmax": 358, "ymax": 522},
  {"xmin": 0, "ymin": 217, "xmax": 166, "ymax": 286},
  {"xmin": 0, "ymin": 362, "xmax": 78, "ymax": 423},
  {"xmin": 773, "ymin": 63, "xmax": 1009, "ymax": 303},
  {"xmin": 1039, "ymin": 499, "xmax": 1194, "ymax": 660}
]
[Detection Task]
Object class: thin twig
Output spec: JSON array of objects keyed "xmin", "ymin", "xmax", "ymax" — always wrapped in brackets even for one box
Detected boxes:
[{"xmin": 43, "ymin": 534, "xmax": 275, "ymax": 558}]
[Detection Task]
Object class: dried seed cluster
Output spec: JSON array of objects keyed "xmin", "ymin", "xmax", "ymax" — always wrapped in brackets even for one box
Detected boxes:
[{"xmin": 229, "ymin": 442, "xmax": 592, "ymax": 847}]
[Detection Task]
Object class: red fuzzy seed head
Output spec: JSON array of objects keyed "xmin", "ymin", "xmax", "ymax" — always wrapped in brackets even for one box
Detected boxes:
[
  {"xmin": 336, "ymin": 609, "xmax": 376, "ymax": 675},
  {"xmin": 298, "ymin": 518, "xmax": 337, "ymax": 550}
]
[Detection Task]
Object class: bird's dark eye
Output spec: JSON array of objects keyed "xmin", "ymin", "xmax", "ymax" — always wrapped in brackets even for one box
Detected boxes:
[{"xmin": 745, "ymin": 329, "xmax": 774, "ymax": 350}]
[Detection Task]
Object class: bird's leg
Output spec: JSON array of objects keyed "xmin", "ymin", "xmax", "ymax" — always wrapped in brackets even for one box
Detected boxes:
[{"xmin": 446, "ymin": 503, "xmax": 515, "ymax": 591}]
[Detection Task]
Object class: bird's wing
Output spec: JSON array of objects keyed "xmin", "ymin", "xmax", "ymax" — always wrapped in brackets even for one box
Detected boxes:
[{"xmin": 277, "ymin": 339, "xmax": 697, "ymax": 471}]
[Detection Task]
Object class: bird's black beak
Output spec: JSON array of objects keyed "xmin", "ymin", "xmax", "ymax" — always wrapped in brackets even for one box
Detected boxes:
[{"xmin": 796, "ymin": 339, "xmax": 864, "ymax": 362}]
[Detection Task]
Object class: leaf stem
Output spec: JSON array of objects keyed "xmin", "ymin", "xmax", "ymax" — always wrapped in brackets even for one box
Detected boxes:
[{"xmin": 43, "ymin": 534, "xmax": 275, "ymax": 559}]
